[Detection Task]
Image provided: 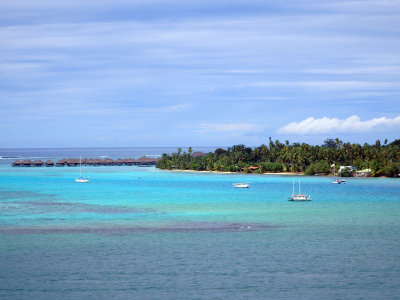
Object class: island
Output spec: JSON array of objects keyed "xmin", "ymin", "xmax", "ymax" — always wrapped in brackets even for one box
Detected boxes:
[{"xmin": 156, "ymin": 138, "xmax": 400, "ymax": 177}]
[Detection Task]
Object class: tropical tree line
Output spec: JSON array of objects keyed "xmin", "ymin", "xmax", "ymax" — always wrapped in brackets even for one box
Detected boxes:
[{"xmin": 156, "ymin": 138, "xmax": 400, "ymax": 177}]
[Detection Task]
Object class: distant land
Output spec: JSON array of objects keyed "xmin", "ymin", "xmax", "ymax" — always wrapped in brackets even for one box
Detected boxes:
[{"xmin": 156, "ymin": 138, "xmax": 400, "ymax": 177}]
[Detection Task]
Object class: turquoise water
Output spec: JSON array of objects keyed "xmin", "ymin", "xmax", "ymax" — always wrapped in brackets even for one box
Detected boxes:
[{"xmin": 0, "ymin": 149, "xmax": 399, "ymax": 299}]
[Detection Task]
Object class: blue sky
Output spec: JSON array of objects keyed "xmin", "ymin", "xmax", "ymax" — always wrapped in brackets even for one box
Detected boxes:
[{"xmin": 1, "ymin": 0, "xmax": 399, "ymax": 148}]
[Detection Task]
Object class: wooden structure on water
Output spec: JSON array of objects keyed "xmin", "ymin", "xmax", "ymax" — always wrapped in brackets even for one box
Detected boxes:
[{"xmin": 11, "ymin": 156, "xmax": 158, "ymax": 167}]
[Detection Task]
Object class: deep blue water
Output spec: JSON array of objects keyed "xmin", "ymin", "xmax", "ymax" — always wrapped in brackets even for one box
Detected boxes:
[{"xmin": 0, "ymin": 148, "xmax": 399, "ymax": 299}]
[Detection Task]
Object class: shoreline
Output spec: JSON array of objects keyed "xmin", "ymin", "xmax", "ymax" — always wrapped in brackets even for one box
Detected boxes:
[
  {"xmin": 161, "ymin": 169, "xmax": 383, "ymax": 178},
  {"xmin": 163, "ymin": 169, "xmax": 304, "ymax": 176}
]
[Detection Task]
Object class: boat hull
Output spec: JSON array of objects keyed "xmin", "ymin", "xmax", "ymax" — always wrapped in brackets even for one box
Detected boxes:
[
  {"xmin": 233, "ymin": 183, "xmax": 249, "ymax": 188},
  {"xmin": 75, "ymin": 178, "xmax": 89, "ymax": 183},
  {"xmin": 288, "ymin": 195, "xmax": 311, "ymax": 201},
  {"xmin": 332, "ymin": 179, "xmax": 346, "ymax": 184}
]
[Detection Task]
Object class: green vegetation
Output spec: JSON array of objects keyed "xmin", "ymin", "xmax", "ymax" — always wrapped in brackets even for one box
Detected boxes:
[{"xmin": 156, "ymin": 138, "xmax": 400, "ymax": 177}]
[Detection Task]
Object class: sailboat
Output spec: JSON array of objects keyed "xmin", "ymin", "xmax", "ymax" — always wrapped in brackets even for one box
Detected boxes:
[
  {"xmin": 288, "ymin": 178, "xmax": 311, "ymax": 201},
  {"xmin": 75, "ymin": 157, "xmax": 89, "ymax": 183}
]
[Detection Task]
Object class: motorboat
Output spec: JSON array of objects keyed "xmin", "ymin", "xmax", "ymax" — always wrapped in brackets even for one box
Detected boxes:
[
  {"xmin": 233, "ymin": 183, "xmax": 249, "ymax": 188},
  {"xmin": 332, "ymin": 178, "xmax": 346, "ymax": 184}
]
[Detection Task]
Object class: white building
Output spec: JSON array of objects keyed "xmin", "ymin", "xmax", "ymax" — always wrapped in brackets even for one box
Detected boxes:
[{"xmin": 338, "ymin": 166, "xmax": 357, "ymax": 173}]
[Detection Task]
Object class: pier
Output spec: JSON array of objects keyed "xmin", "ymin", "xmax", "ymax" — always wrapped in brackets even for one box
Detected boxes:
[{"xmin": 11, "ymin": 156, "xmax": 158, "ymax": 167}]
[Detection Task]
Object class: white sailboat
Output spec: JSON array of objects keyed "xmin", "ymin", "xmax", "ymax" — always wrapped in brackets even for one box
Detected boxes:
[
  {"xmin": 288, "ymin": 178, "xmax": 311, "ymax": 201},
  {"xmin": 75, "ymin": 157, "xmax": 89, "ymax": 183}
]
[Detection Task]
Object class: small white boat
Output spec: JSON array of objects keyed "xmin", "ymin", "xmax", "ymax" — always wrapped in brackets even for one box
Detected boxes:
[
  {"xmin": 332, "ymin": 178, "xmax": 346, "ymax": 184},
  {"xmin": 331, "ymin": 164, "xmax": 346, "ymax": 184},
  {"xmin": 75, "ymin": 178, "xmax": 89, "ymax": 183},
  {"xmin": 233, "ymin": 183, "xmax": 249, "ymax": 188},
  {"xmin": 75, "ymin": 156, "xmax": 89, "ymax": 183},
  {"xmin": 288, "ymin": 178, "xmax": 311, "ymax": 201}
]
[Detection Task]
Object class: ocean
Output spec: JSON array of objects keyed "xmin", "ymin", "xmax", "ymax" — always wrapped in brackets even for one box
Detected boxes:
[{"xmin": 0, "ymin": 147, "xmax": 399, "ymax": 299}]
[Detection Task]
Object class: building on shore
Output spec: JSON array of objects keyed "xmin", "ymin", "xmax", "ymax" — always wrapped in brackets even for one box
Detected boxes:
[
  {"xmin": 355, "ymin": 169, "xmax": 372, "ymax": 177},
  {"xmin": 192, "ymin": 152, "xmax": 206, "ymax": 157},
  {"xmin": 338, "ymin": 166, "xmax": 357, "ymax": 173}
]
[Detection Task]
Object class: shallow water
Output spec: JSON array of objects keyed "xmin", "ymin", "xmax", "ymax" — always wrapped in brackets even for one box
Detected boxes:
[{"xmin": 0, "ymin": 148, "xmax": 399, "ymax": 299}]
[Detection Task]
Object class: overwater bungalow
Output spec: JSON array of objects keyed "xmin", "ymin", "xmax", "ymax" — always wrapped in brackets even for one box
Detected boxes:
[
  {"xmin": 66, "ymin": 158, "xmax": 80, "ymax": 167},
  {"xmin": 12, "ymin": 160, "xmax": 22, "ymax": 167},
  {"xmin": 115, "ymin": 158, "xmax": 124, "ymax": 166},
  {"xmin": 124, "ymin": 158, "xmax": 136, "ymax": 166},
  {"xmin": 94, "ymin": 159, "xmax": 103, "ymax": 166},
  {"xmin": 22, "ymin": 160, "xmax": 33, "ymax": 167},
  {"xmin": 45, "ymin": 160, "xmax": 54, "ymax": 167},
  {"xmin": 136, "ymin": 156, "xmax": 156, "ymax": 165},
  {"xmin": 87, "ymin": 158, "xmax": 102, "ymax": 166},
  {"xmin": 103, "ymin": 158, "xmax": 115, "ymax": 165},
  {"xmin": 33, "ymin": 160, "xmax": 44, "ymax": 167},
  {"xmin": 55, "ymin": 159, "xmax": 67, "ymax": 167},
  {"xmin": 83, "ymin": 158, "xmax": 94, "ymax": 166},
  {"xmin": 12, "ymin": 156, "xmax": 156, "ymax": 167}
]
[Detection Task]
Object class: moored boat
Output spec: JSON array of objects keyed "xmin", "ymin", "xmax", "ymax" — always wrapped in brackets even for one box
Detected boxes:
[
  {"xmin": 331, "ymin": 164, "xmax": 346, "ymax": 184},
  {"xmin": 332, "ymin": 178, "xmax": 346, "ymax": 184},
  {"xmin": 233, "ymin": 183, "xmax": 249, "ymax": 188},
  {"xmin": 288, "ymin": 178, "xmax": 311, "ymax": 201},
  {"xmin": 289, "ymin": 194, "xmax": 312, "ymax": 201},
  {"xmin": 75, "ymin": 157, "xmax": 89, "ymax": 183}
]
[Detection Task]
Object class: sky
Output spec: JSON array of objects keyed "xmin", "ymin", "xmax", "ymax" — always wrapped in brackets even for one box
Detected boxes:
[{"xmin": 1, "ymin": 0, "xmax": 400, "ymax": 148}]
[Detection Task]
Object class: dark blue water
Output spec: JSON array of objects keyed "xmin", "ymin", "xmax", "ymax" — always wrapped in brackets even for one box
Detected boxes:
[{"xmin": 0, "ymin": 148, "xmax": 399, "ymax": 299}]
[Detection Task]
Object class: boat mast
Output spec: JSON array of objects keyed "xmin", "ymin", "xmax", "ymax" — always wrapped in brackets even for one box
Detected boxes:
[
  {"xmin": 292, "ymin": 178, "xmax": 294, "ymax": 195},
  {"xmin": 298, "ymin": 179, "xmax": 301, "ymax": 195}
]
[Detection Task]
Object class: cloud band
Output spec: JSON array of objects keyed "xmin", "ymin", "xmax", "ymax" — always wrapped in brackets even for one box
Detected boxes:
[{"xmin": 278, "ymin": 115, "xmax": 400, "ymax": 135}]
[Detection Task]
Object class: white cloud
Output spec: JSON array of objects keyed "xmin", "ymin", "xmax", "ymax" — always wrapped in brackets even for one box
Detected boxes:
[
  {"xmin": 278, "ymin": 115, "xmax": 400, "ymax": 134},
  {"xmin": 196, "ymin": 123, "xmax": 258, "ymax": 132}
]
